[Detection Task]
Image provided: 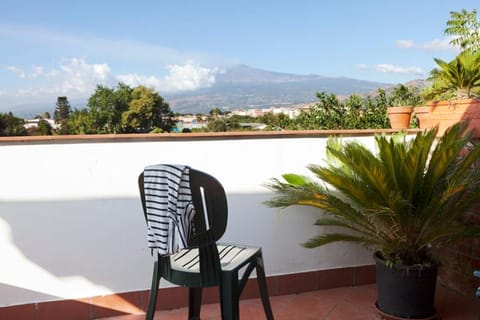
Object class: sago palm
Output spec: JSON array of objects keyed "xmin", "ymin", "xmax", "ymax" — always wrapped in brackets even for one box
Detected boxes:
[
  {"xmin": 426, "ymin": 50, "xmax": 480, "ymax": 100},
  {"xmin": 265, "ymin": 121, "xmax": 480, "ymax": 266}
]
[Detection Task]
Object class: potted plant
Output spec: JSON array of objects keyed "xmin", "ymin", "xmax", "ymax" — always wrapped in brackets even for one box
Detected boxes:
[
  {"xmin": 416, "ymin": 10, "xmax": 480, "ymax": 136},
  {"xmin": 264, "ymin": 121, "xmax": 480, "ymax": 319},
  {"xmin": 418, "ymin": 50, "xmax": 480, "ymax": 136},
  {"xmin": 387, "ymin": 84, "xmax": 422, "ymax": 129}
]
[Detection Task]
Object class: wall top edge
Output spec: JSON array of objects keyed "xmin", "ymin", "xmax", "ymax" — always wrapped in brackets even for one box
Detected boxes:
[{"xmin": 0, "ymin": 129, "xmax": 422, "ymax": 145}]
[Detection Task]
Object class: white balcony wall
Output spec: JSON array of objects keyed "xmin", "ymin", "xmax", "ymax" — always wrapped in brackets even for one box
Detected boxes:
[{"xmin": 0, "ymin": 134, "xmax": 391, "ymax": 306}]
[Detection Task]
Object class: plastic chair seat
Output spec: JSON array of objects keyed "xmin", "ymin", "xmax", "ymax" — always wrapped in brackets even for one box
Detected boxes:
[{"xmin": 172, "ymin": 244, "xmax": 261, "ymax": 273}]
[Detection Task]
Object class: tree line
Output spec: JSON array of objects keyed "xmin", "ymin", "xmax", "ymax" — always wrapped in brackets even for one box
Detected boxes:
[
  {"xmin": 57, "ymin": 84, "xmax": 175, "ymax": 135},
  {"xmin": 0, "ymin": 83, "xmax": 175, "ymax": 136},
  {"xmin": 205, "ymin": 85, "xmax": 422, "ymax": 132},
  {"xmin": 0, "ymin": 83, "xmax": 422, "ymax": 136}
]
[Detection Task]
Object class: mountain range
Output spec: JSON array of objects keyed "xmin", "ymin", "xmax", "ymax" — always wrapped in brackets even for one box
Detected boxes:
[
  {"xmin": 164, "ymin": 64, "xmax": 392, "ymax": 113},
  {"xmin": 5, "ymin": 64, "xmax": 397, "ymax": 118}
]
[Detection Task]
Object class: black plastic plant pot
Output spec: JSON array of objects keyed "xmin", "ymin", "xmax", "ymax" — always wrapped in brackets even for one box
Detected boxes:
[{"xmin": 375, "ymin": 252, "xmax": 437, "ymax": 319}]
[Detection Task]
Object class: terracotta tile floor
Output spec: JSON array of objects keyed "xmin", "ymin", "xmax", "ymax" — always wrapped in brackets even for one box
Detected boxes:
[{"xmin": 97, "ymin": 284, "xmax": 479, "ymax": 320}]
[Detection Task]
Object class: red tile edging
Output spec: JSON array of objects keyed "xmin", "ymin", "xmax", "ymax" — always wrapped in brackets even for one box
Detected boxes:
[{"xmin": 0, "ymin": 265, "xmax": 375, "ymax": 320}]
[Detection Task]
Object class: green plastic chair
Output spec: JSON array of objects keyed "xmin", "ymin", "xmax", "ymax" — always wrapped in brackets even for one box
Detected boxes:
[{"xmin": 138, "ymin": 168, "xmax": 274, "ymax": 320}]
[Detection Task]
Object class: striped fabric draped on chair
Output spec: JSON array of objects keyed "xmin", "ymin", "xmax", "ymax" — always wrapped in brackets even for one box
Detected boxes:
[{"xmin": 143, "ymin": 164, "xmax": 196, "ymax": 256}]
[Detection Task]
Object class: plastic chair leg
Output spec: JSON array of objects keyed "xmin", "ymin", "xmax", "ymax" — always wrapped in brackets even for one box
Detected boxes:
[
  {"xmin": 145, "ymin": 259, "xmax": 161, "ymax": 320},
  {"xmin": 255, "ymin": 255, "xmax": 275, "ymax": 320},
  {"xmin": 220, "ymin": 271, "xmax": 240, "ymax": 320},
  {"xmin": 188, "ymin": 287, "xmax": 203, "ymax": 319}
]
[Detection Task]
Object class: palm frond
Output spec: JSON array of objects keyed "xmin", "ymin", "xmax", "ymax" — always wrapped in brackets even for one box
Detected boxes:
[
  {"xmin": 303, "ymin": 233, "xmax": 379, "ymax": 249},
  {"xmin": 264, "ymin": 121, "xmax": 480, "ymax": 266},
  {"xmin": 429, "ymin": 51, "xmax": 480, "ymax": 98}
]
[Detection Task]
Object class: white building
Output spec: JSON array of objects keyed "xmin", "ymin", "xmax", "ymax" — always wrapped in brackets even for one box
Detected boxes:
[{"xmin": 24, "ymin": 118, "xmax": 59, "ymax": 130}]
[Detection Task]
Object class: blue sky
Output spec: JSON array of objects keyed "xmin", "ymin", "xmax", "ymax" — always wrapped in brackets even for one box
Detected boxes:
[{"xmin": 0, "ymin": 0, "xmax": 478, "ymax": 112}]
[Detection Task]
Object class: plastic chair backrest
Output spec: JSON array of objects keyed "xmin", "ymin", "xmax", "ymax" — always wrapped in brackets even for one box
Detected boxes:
[
  {"xmin": 188, "ymin": 168, "xmax": 228, "ymax": 247},
  {"xmin": 138, "ymin": 168, "xmax": 228, "ymax": 248}
]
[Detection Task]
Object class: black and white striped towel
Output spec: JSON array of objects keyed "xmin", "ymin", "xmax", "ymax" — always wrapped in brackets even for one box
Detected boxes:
[{"xmin": 143, "ymin": 164, "xmax": 196, "ymax": 256}]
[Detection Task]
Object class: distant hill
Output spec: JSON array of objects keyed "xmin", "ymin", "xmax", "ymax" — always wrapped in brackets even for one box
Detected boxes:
[
  {"xmin": 165, "ymin": 64, "xmax": 392, "ymax": 113},
  {"xmin": 3, "ymin": 64, "xmax": 395, "ymax": 118},
  {"xmin": 373, "ymin": 79, "xmax": 429, "ymax": 95},
  {"xmin": 1, "ymin": 99, "xmax": 87, "ymax": 119},
  {"xmin": 215, "ymin": 64, "xmax": 326, "ymax": 83}
]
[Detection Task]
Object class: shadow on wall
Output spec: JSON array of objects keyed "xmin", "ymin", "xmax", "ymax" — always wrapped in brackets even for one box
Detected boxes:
[
  {"xmin": 0, "ymin": 197, "xmax": 149, "ymax": 305},
  {"xmin": 0, "ymin": 192, "xmax": 373, "ymax": 308}
]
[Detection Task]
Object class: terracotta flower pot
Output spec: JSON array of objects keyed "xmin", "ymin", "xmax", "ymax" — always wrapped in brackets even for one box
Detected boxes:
[
  {"xmin": 413, "ymin": 106, "xmax": 435, "ymax": 129},
  {"xmin": 387, "ymin": 106, "xmax": 413, "ymax": 129},
  {"xmin": 414, "ymin": 99, "xmax": 480, "ymax": 137}
]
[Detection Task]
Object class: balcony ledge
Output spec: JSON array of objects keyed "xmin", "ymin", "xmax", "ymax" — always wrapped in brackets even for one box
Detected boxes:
[{"xmin": 0, "ymin": 129, "xmax": 422, "ymax": 145}]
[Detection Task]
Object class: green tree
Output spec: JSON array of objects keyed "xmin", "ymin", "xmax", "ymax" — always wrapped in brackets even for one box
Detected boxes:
[
  {"xmin": 0, "ymin": 112, "xmax": 27, "ymax": 136},
  {"xmin": 62, "ymin": 83, "xmax": 172, "ymax": 135},
  {"xmin": 261, "ymin": 112, "xmax": 293, "ymax": 130},
  {"xmin": 121, "ymin": 85, "xmax": 174, "ymax": 133},
  {"xmin": 445, "ymin": 9, "xmax": 480, "ymax": 52},
  {"xmin": 65, "ymin": 109, "xmax": 97, "ymax": 134},
  {"xmin": 207, "ymin": 118, "xmax": 228, "ymax": 132},
  {"xmin": 226, "ymin": 117, "xmax": 240, "ymax": 131},
  {"xmin": 343, "ymin": 94, "xmax": 364, "ymax": 128},
  {"xmin": 114, "ymin": 83, "xmax": 134, "ymax": 111},
  {"xmin": 87, "ymin": 84, "xmax": 127, "ymax": 133},
  {"xmin": 363, "ymin": 89, "xmax": 389, "ymax": 129},
  {"xmin": 35, "ymin": 112, "xmax": 51, "ymax": 120},
  {"xmin": 388, "ymin": 84, "xmax": 423, "ymax": 107},
  {"xmin": 112, "ymin": 82, "xmax": 133, "ymax": 130},
  {"xmin": 209, "ymin": 107, "xmax": 223, "ymax": 118},
  {"xmin": 53, "ymin": 96, "xmax": 71, "ymax": 122},
  {"xmin": 68, "ymin": 83, "xmax": 133, "ymax": 134},
  {"xmin": 28, "ymin": 119, "xmax": 52, "ymax": 136},
  {"xmin": 293, "ymin": 92, "xmax": 372, "ymax": 130},
  {"xmin": 293, "ymin": 92, "xmax": 343, "ymax": 130},
  {"xmin": 38, "ymin": 120, "xmax": 52, "ymax": 135},
  {"xmin": 293, "ymin": 89, "xmax": 420, "ymax": 130},
  {"xmin": 205, "ymin": 116, "xmax": 241, "ymax": 132}
]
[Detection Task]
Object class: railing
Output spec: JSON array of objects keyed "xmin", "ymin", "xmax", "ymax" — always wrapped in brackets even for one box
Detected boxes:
[{"xmin": 0, "ymin": 129, "xmax": 414, "ymax": 307}]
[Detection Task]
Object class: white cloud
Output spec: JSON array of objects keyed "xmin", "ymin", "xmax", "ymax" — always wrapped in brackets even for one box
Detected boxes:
[
  {"xmin": 7, "ymin": 66, "xmax": 26, "ymax": 78},
  {"xmin": 421, "ymin": 38, "xmax": 457, "ymax": 51},
  {"xmin": 355, "ymin": 63, "xmax": 368, "ymax": 70},
  {"xmin": 395, "ymin": 40, "xmax": 415, "ymax": 48},
  {"xmin": 164, "ymin": 62, "xmax": 217, "ymax": 91},
  {"xmin": 9, "ymin": 58, "xmax": 114, "ymax": 101},
  {"xmin": 376, "ymin": 64, "xmax": 423, "ymax": 75},
  {"xmin": 7, "ymin": 65, "xmax": 59, "ymax": 79},
  {"xmin": 394, "ymin": 38, "xmax": 458, "ymax": 52},
  {"xmin": 58, "ymin": 57, "xmax": 112, "ymax": 94},
  {"xmin": 117, "ymin": 61, "xmax": 218, "ymax": 93},
  {"xmin": 116, "ymin": 74, "xmax": 162, "ymax": 88},
  {"xmin": 7, "ymin": 58, "xmax": 219, "ymax": 106},
  {"xmin": 0, "ymin": 23, "xmax": 234, "ymax": 109}
]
